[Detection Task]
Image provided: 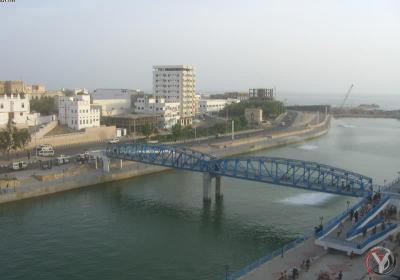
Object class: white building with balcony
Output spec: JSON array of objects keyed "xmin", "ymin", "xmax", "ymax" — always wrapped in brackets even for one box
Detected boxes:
[
  {"xmin": 0, "ymin": 94, "xmax": 32, "ymax": 126},
  {"xmin": 153, "ymin": 65, "xmax": 196, "ymax": 126},
  {"xmin": 134, "ymin": 97, "xmax": 180, "ymax": 128},
  {"xmin": 58, "ymin": 94, "xmax": 100, "ymax": 130}
]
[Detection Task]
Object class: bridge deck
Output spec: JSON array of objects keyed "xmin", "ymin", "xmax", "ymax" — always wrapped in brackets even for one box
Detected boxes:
[{"xmin": 106, "ymin": 143, "xmax": 374, "ymax": 197}]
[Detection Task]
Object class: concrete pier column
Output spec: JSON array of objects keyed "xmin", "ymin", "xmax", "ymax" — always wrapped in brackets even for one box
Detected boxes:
[
  {"xmin": 215, "ymin": 176, "xmax": 223, "ymax": 200},
  {"xmin": 203, "ymin": 173, "xmax": 212, "ymax": 202},
  {"xmin": 94, "ymin": 157, "xmax": 98, "ymax": 169},
  {"xmin": 119, "ymin": 159, "xmax": 123, "ymax": 169},
  {"xmin": 102, "ymin": 157, "xmax": 110, "ymax": 173}
]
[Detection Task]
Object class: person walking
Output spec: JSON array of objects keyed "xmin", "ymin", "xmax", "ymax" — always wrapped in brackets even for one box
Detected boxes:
[{"xmin": 337, "ymin": 270, "xmax": 343, "ymax": 280}]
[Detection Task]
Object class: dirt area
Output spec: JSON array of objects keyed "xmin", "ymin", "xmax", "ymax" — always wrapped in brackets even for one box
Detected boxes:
[{"xmin": 45, "ymin": 125, "xmax": 77, "ymax": 136}]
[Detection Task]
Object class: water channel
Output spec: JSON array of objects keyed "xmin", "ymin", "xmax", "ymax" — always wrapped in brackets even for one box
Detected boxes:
[{"xmin": 1, "ymin": 118, "xmax": 400, "ymax": 280}]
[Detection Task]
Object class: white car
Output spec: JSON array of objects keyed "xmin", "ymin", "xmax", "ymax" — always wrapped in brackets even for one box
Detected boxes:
[{"xmin": 108, "ymin": 138, "xmax": 120, "ymax": 144}]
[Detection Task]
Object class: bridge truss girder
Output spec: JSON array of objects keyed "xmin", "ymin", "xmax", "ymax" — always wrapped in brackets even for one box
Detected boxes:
[{"xmin": 106, "ymin": 144, "xmax": 373, "ymax": 197}]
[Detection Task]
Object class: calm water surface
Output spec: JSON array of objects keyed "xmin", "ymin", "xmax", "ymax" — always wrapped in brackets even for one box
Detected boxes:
[{"xmin": 1, "ymin": 118, "xmax": 400, "ymax": 280}]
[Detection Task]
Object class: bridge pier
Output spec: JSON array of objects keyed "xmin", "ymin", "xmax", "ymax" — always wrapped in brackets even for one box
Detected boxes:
[
  {"xmin": 102, "ymin": 157, "xmax": 110, "ymax": 173},
  {"xmin": 203, "ymin": 173, "xmax": 212, "ymax": 202},
  {"xmin": 215, "ymin": 176, "xmax": 223, "ymax": 200},
  {"xmin": 119, "ymin": 159, "xmax": 123, "ymax": 169}
]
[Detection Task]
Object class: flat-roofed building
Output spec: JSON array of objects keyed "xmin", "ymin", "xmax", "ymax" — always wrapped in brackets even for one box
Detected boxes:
[
  {"xmin": 93, "ymin": 98, "xmax": 131, "ymax": 117},
  {"xmin": 245, "ymin": 108, "xmax": 263, "ymax": 125},
  {"xmin": 0, "ymin": 94, "xmax": 31, "ymax": 126},
  {"xmin": 58, "ymin": 94, "xmax": 100, "ymax": 130},
  {"xmin": 199, "ymin": 98, "xmax": 239, "ymax": 115},
  {"xmin": 91, "ymin": 88, "xmax": 144, "ymax": 116},
  {"xmin": 153, "ymin": 65, "xmax": 196, "ymax": 126},
  {"xmin": 249, "ymin": 88, "xmax": 275, "ymax": 100},
  {"xmin": 0, "ymin": 80, "xmax": 25, "ymax": 95},
  {"xmin": 134, "ymin": 96, "xmax": 180, "ymax": 128},
  {"xmin": 0, "ymin": 81, "xmax": 5, "ymax": 95},
  {"xmin": 102, "ymin": 114, "xmax": 163, "ymax": 134},
  {"xmin": 224, "ymin": 92, "xmax": 249, "ymax": 101}
]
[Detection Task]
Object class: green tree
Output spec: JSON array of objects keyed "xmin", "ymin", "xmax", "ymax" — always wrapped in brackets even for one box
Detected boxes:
[
  {"xmin": 0, "ymin": 130, "xmax": 13, "ymax": 157},
  {"xmin": 13, "ymin": 129, "xmax": 31, "ymax": 151},
  {"xmin": 219, "ymin": 100, "xmax": 286, "ymax": 120},
  {"xmin": 171, "ymin": 123, "xmax": 182, "ymax": 141},
  {"xmin": 141, "ymin": 123, "xmax": 152, "ymax": 139},
  {"xmin": 63, "ymin": 89, "xmax": 74, "ymax": 97},
  {"xmin": 30, "ymin": 97, "xmax": 57, "ymax": 115},
  {"xmin": 0, "ymin": 121, "xmax": 32, "ymax": 157}
]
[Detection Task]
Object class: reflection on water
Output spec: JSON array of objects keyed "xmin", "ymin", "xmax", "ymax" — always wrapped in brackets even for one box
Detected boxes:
[{"xmin": 1, "ymin": 118, "xmax": 400, "ymax": 280}]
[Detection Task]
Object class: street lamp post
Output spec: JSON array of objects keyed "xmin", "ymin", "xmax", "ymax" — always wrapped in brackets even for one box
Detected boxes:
[
  {"xmin": 231, "ymin": 120, "xmax": 235, "ymax": 140},
  {"xmin": 319, "ymin": 216, "xmax": 324, "ymax": 226},
  {"xmin": 27, "ymin": 116, "xmax": 37, "ymax": 159},
  {"xmin": 224, "ymin": 265, "xmax": 230, "ymax": 280}
]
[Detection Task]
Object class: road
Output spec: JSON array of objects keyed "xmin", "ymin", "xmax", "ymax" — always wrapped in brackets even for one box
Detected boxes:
[{"xmin": 0, "ymin": 111, "xmax": 319, "ymax": 174}]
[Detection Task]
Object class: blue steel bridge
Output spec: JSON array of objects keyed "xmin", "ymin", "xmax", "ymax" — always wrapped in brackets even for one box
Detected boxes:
[
  {"xmin": 105, "ymin": 143, "xmax": 374, "ymax": 199},
  {"xmin": 105, "ymin": 143, "xmax": 400, "ymax": 276}
]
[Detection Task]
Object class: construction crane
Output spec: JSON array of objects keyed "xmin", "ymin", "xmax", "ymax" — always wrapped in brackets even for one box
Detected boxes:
[{"xmin": 339, "ymin": 84, "xmax": 354, "ymax": 109}]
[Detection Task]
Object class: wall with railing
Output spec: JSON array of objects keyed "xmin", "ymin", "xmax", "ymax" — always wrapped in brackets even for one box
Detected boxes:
[{"xmin": 226, "ymin": 197, "xmax": 364, "ymax": 279}]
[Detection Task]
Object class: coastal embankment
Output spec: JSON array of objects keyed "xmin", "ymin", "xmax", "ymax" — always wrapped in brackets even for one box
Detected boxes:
[{"xmin": 0, "ymin": 114, "xmax": 330, "ymax": 205}]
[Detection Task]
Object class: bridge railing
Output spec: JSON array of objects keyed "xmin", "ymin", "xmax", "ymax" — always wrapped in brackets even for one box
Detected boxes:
[
  {"xmin": 346, "ymin": 195, "xmax": 391, "ymax": 238},
  {"xmin": 346, "ymin": 216, "xmax": 384, "ymax": 240},
  {"xmin": 356, "ymin": 223, "xmax": 398, "ymax": 249},
  {"xmin": 315, "ymin": 198, "xmax": 366, "ymax": 238}
]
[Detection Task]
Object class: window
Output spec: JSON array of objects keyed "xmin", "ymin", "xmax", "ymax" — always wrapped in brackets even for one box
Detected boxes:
[
  {"xmin": 22, "ymin": 103, "xmax": 25, "ymax": 108},
  {"xmin": 20, "ymin": 113, "xmax": 23, "ymax": 116},
  {"xmin": 0, "ymin": 104, "xmax": 3, "ymax": 109}
]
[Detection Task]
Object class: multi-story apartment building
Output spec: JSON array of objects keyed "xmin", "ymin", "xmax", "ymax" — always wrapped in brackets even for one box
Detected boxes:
[
  {"xmin": 0, "ymin": 94, "xmax": 31, "ymax": 126},
  {"xmin": 58, "ymin": 94, "xmax": 100, "ymax": 130},
  {"xmin": 134, "ymin": 96, "xmax": 180, "ymax": 128},
  {"xmin": 153, "ymin": 65, "xmax": 196, "ymax": 126}
]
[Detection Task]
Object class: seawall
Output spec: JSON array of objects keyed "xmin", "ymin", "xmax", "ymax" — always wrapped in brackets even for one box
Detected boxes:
[{"xmin": 0, "ymin": 116, "xmax": 330, "ymax": 204}]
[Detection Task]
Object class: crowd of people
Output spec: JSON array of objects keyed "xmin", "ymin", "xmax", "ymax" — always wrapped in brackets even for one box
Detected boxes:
[{"xmin": 277, "ymin": 258, "xmax": 311, "ymax": 280}]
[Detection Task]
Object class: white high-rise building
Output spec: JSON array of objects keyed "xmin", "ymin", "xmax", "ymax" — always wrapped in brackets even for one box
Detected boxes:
[
  {"xmin": 153, "ymin": 65, "xmax": 196, "ymax": 126},
  {"xmin": 58, "ymin": 94, "xmax": 100, "ymax": 130}
]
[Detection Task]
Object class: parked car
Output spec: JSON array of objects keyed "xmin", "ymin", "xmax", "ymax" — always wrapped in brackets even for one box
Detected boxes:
[
  {"xmin": 56, "ymin": 155, "xmax": 70, "ymax": 165},
  {"xmin": 108, "ymin": 138, "xmax": 120, "ymax": 144},
  {"xmin": 10, "ymin": 161, "xmax": 28, "ymax": 171},
  {"xmin": 39, "ymin": 160, "xmax": 52, "ymax": 170}
]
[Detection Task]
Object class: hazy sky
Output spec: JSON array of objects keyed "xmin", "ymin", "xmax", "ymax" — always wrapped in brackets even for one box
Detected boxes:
[{"xmin": 1, "ymin": 0, "xmax": 399, "ymax": 95}]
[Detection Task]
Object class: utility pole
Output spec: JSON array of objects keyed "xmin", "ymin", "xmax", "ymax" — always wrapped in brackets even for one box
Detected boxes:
[{"xmin": 231, "ymin": 120, "xmax": 235, "ymax": 140}]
